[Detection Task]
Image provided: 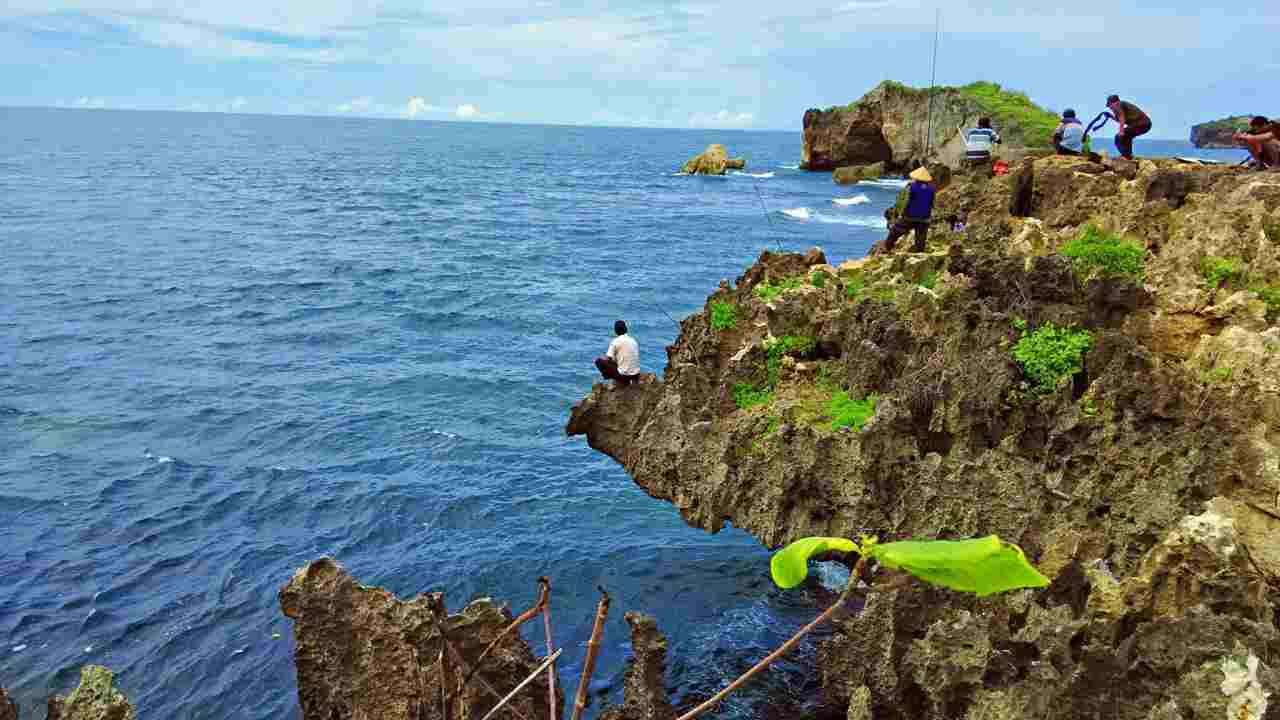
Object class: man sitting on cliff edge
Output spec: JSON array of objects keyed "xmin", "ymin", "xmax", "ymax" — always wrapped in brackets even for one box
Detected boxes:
[
  {"xmin": 595, "ymin": 320, "xmax": 641, "ymax": 387},
  {"xmin": 1234, "ymin": 116, "xmax": 1280, "ymax": 171}
]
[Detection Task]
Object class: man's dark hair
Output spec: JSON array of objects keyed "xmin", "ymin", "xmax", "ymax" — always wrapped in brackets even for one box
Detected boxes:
[
  {"xmin": 1106, "ymin": 94, "xmax": 1120, "ymax": 105},
  {"xmin": 1063, "ymin": 108, "xmax": 1076, "ymax": 119},
  {"xmin": 1251, "ymin": 116, "xmax": 1269, "ymax": 128},
  {"xmin": 614, "ymin": 320, "xmax": 627, "ymax": 335},
  {"xmin": 978, "ymin": 117, "xmax": 991, "ymax": 129}
]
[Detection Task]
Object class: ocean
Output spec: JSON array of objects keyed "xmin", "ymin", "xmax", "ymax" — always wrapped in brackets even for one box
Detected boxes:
[{"xmin": 0, "ymin": 108, "xmax": 1241, "ymax": 719}]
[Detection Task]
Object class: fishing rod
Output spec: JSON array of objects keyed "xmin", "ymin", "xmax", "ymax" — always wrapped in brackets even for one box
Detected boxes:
[
  {"xmin": 922, "ymin": 8, "xmax": 941, "ymax": 160},
  {"xmin": 751, "ymin": 176, "xmax": 785, "ymax": 253}
]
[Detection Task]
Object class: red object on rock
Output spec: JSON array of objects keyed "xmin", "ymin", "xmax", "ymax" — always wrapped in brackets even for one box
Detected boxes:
[{"xmin": 992, "ymin": 160, "xmax": 1010, "ymax": 176}]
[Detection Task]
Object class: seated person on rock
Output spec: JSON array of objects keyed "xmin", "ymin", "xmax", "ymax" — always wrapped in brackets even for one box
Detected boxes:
[
  {"xmin": 880, "ymin": 167, "xmax": 935, "ymax": 254},
  {"xmin": 961, "ymin": 117, "xmax": 1001, "ymax": 167},
  {"xmin": 1106, "ymin": 94, "xmax": 1152, "ymax": 160},
  {"xmin": 1053, "ymin": 109, "xmax": 1085, "ymax": 156},
  {"xmin": 595, "ymin": 320, "xmax": 641, "ymax": 387},
  {"xmin": 1233, "ymin": 116, "xmax": 1280, "ymax": 170}
]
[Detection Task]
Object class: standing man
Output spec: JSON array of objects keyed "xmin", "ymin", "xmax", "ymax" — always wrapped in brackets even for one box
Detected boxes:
[
  {"xmin": 962, "ymin": 117, "xmax": 1002, "ymax": 168},
  {"xmin": 879, "ymin": 167, "xmax": 936, "ymax": 254},
  {"xmin": 595, "ymin": 320, "xmax": 641, "ymax": 387},
  {"xmin": 1053, "ymin": 109, "xmax": 1085, "ymax": 156},
  {"xmin": 1106, "ymin": 95, "xmax": 1152, "ymax": 160}
]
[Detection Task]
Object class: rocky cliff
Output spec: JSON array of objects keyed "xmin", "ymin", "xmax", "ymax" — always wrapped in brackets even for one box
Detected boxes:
[
  {"xmin": 802, "ymin": 81, "xmax": 1058, "ymax": 172},
  {"xmin": 681, "ymin": 144, "xmax": 747, "ymax": 175},
  {"xmin": 1190, "ymin": 116, "xmax": 1253, "ymax": 148},
  {"xmin": 569, "ymin": 157, "xmax": 1280, "ymax": 719}
]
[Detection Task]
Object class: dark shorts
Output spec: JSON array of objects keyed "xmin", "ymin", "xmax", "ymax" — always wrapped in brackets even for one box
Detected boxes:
[{"xmin": 595, "ymin": 357, "xmax": 641, "ymax": 385}]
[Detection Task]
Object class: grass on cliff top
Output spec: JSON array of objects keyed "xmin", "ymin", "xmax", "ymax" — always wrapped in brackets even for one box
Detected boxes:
[
  {"xmin": 1013, "ymin": 323, "xmax": 1093, "ymax": 395},
  {"xmin": 1059, "ymin": 224, "xmax": 1147, "ymax": 280},
  {"xmin": 828, "ymin": 391, "xmax": 878, "ymax": 432},
  {"xmin": 958, "ymin": 81, "xmax": 1059, "ymax": 147},
  {"xmin": 755, "ymin": 276, "xmax": 804, "ymax": 304},
  {"xmin": 710, "ymin": 300, "xmax": 738, "ymax": 331},
  {"xmin": 1196, "ymin": 115, "xmax": 1253, "ymax": 132}
]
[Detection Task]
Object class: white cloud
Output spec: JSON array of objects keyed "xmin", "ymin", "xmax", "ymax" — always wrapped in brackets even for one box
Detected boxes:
[
  {"xmin": 336, "ymin": 96, "xmax": 373, "ymax": 113},
  {"xmin": 74, "ymin": 97, "xmax": 106, "ymax": 109},
  {"xmin": 688, "ymin": 109, "xmax": 755, "ymax": 128},
  {"xmin": 405, "ymin": 97, "xmax": 442, "ymax": 118},
  {"xmin": 230, "ymin": 96, "xmax": 247, "ymax": 110},
  {"xmin": 455, "ymin": 104, "xmax": 479, "ymax": 119}
]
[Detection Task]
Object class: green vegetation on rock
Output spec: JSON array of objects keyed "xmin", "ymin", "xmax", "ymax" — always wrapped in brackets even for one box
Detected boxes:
[
  {"xmin": 1012, "ymin": 323, "xmax": 1092, "ymax": 394},
  {"xmin": 1202, "ymin": 257, "xmax": 1246, "ymax": 289},
  {"xmin": 710, "ymin": 300, "xmax": 738, "ymax": 331},
  {"xmin": 1252, "ymin": 283, "xmax": 1280, "ymax": 320},
  {"xmin": 765, "ymin": 335, "xmax": 816, "ymax": 387},
  {"xmin": 1059, "ymin": 224, "xmax": 1146, "ymax": 280},
  {"xmin": 810, "ymin": 270, "xmax": 829, "ymax": 288},
  {"xmin": 918, "ymin": 271, "xmax": 939, "ymax": 290},
  {"xmin": 958, "ymin": 81, "xmax": 1059, "ymax": 146},
  {"xmin": 755, "ymin": 277, "xmax": 804, "ymax": 303},
  {"xmin": 733, "ymin": 383, "xmax": 773, "ymax": 410},
  {"xmin": 828, "ymin": 391, "xmax": 877, "ymax": 432}
]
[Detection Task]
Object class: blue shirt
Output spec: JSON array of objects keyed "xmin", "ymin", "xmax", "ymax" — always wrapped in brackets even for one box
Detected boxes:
[
  {"xmin": 1057, "ymin": 119, "xmax": 1084, "ymax": 152},
  {"xmin": 904, "ymin": 181, "xmax": 935, "ymax": 220}
]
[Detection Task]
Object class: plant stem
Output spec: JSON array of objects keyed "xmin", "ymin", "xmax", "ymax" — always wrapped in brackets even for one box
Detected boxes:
[
  {"xmin": 674, "ymin": 556, "xmax": 865, "ymax": 720},
  {"xmin": 570, "ymin": 588, "xmax": 611, "ymax": 720},
  {"xmin": 540, "ymin": 577, "xmax": 558, "ymax": 720},
  {"xmin": 478, "ymin": 649, "xmax": 564, "ymax": 720},
  {"xmin": 464, "ymin": 581, "xmax": 550, "ymax": 688}
]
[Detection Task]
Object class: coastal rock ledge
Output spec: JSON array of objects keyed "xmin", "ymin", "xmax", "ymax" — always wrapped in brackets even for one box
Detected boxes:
[
  {"xmin": 681, "ymin": 144, "xmax": 746, "ymax": 175},
  {"xmin": 568, "ymin": 156, "xmax": 1280, "ymax": 719}
]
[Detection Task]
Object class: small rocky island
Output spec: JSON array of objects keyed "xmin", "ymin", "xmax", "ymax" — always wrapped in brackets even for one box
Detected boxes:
[
  {"xmin": 1189, "ymin": 115, "xmax": 1259, "ymax": 148},
  {"xmin": 681, "ymin": 143, "xmax": 746, "ymax": 175},
  {"xmin": 803, "ymin": 80, "xmax": 1058, "ymax": 179}
]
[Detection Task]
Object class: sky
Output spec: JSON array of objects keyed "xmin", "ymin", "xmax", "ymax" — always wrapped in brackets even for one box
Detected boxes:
[{"xmin": 1, "ymin": 1, "xmax": 1277, "ymax": 136}]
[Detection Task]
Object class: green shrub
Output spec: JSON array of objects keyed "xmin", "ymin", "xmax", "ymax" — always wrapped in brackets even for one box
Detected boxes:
[
  {"xmin": 1012, "ymin": 323, "xmax": 1093, "ymax": 394},
  {"xmin": 1252, "ymin": 284, "xmax": 1280, "ymax": 320},
  {"xmin": 810, "ymin": 271, "xmax": 829, "ymax": 288},
  {"xmin": 1264, "ymin": 218, "xmax": 1280, "ymax": 245},
  {"xmin": 1202, "ymin": 257, "xmax": 1245, "ymax": 289},
  {"xmin": 844, "ymin": 272, "xmax": 867, "ymax": 301},
  {"xmin": 733, "ymin": 383, "xmax": 773, "ymax": 410},
  {"xmin": 765, "ymin": 335, "xmax": 816, "ymax": 387},
  {"xmin": 918, "ymin": 271, "xmax": 939, "ymax": 290},
  {"xmin": 755, "ymin": 276, "xmax": 804, "ymax": 304},
  {"xmin": 710, "ymin": 300, "xmax": 738, "ymax": 331},
  {"xmin": 1059, "ymin": 224, "xmax": 1146, "ymax": 280},
  {"xmin": 828, "ymin": 391, "xmax": 878, "ymax": 432}
]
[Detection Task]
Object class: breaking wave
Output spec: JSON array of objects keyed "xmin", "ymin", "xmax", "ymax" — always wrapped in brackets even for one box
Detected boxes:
[{"xmin": 832, "ymin": 195, "xmax": 870, "ymax": 206}]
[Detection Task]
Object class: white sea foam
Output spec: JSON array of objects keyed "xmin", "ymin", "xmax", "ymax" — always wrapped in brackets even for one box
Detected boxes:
[
  {"xmin": 11, "ymin": 644, "xmax": 27, "ymax": 653},
  {"xmin": 781, "ymin": 207, "xmax": 885, "ymax": 227},
  {"xmin": 781, "ymin": 207, "xmax": 811, "ymax": 220},
  {"xmin": 832, "ymin": 195, "xmax": 870, "ymax": 206},
  {"xmin": 730, "ymin": 170, "xmax": 775, "ymax": 179},
  {"xmin": 857, "ymin": 178, "xmax": 909, "ymax": 189},
  {"xmin": 779, "ymin": 164, "xmax": 800, "ymax": 170}
]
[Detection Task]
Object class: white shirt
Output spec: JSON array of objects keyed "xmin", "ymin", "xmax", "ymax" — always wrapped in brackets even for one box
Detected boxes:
[{"xmin": 607, "ymin": 334, "xmax": 640, "ymax": 376}]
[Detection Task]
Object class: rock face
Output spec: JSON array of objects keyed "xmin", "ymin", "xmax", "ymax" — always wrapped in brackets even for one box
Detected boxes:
[
  {"xmin": 46, "ymin": 666, "xmax": 136, "ymax": 720},
  {"xmin": 598, "ymin": 614, "xmax": 676, "ymax": 720},
  {"xmin": 801, "ymin": 81, "xmax": 1055, "ymax": 172},
  {"xmin": 568, "ymin": 154, "xmax": 1280, "ymax": 719},
  {"xmin": 1189, "ymin": 115, "xmax": 1254, "ymax": 148},
  {"xmin": 681, "ymin": 144, "xmax": 746, "ymax": 175},
  {"xmin": 832, "ymin": 162, "xmax": 885, "ymax": 185},
  {"xmin": 280, "ymin": 557, "xmax": 562, "ymax": 720},
  {"xmin": 0, "ymin": 687, "xmax": 16, "ymax": 720}
]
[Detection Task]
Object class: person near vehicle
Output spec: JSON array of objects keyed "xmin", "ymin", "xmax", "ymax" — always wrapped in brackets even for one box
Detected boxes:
[
  {"xmin": 1233, "ymin": 116, "xmax": 1280, "ymax": 170},
  {"xmin": 595, "ymin": 320, "xmax": 641, "ymax": 386},
  {"xmin": 1053, "ymin": 109, "xmax": 1085, "ymax": 156},
  {"xmin": 880, "ymin": 167, "xmax": 936, "ymax": 254},
  {"xmin": 1107, "ymin": 94, "xmax": 1152, "ymax": 159},
  {"xmin": 962, "ymin": 117, "xmax": 1002, "ymax": 167}
]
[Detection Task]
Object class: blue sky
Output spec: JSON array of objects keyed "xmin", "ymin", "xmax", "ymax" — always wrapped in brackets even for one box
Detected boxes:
[{"xmin": 1, "ymin": 1, "xmax": 1276, "ymax": 136}]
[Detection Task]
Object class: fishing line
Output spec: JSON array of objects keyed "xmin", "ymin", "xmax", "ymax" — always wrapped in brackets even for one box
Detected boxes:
[
  {"xmin": 923, "ymin": 8, "xmax": 941, "ymax": 160},
  {"xmin": 751, "ymin": 177, "xmax": 784, "ymax": 253}
]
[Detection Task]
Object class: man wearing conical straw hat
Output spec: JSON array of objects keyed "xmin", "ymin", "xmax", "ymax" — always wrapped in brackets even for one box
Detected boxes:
[{"xmin": 879, "ymin": 166, "xmax": 936, "ymax": 254}]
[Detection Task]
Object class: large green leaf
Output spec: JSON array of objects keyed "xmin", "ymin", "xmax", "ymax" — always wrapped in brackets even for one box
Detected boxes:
[
  {"xmin": 871, "ymin": 535, "xmax": 1050, "ymax": 596},
  {"xmin": 769, "ymin": 537, "xmax": 858, "ymax": 589}
]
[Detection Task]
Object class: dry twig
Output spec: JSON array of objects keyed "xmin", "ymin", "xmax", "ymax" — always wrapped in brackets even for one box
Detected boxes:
[
  {"xmin": 570, "ymin": 587, "xmax": 611, "ymax": 720},
  {"xmin": 539, "ymin": 577, "xmax": 558, "ymax": 720},
  {"xmin": 478, "ymin": 649, "xmax": 564, "ymax": 720}
]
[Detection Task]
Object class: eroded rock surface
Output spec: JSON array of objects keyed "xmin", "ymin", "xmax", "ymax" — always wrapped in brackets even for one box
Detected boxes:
[
  {"xmin": 599, "ymin": 613, "xmax": 676, "ymax": 720},
  {"xmin": 0, "ymin": 687, "xmax": 15, "ymax": 720},
  {"xmin": 46, "ymin": 665, "xmax": 135, "ymax": 720},
  {"xmin": 681, "ymin": 144, "xmax": 745, "ymax": 176},
  {"xmin": 280, "ymin": 557, "xmax": 562, "ymax": 720},
  {"xmin": 568, "ymin": 151, "xmax": 1280, "ymax": 719}
]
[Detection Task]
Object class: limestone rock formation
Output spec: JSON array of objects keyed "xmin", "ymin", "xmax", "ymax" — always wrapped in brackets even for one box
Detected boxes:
[
  {"xmin": 598, "ymin": 613, "xmax": 676, "ymax": 720},
  {"xmin": 568, "ymin": 150, "xmax": 1280, "ymax": 718},
  {"xmin": 681, "ymin": 144, "xmax": 746, "ymax": 176},
  {"xmin": 801, "ymin": 81, "xmax": 1056, "ymax": 172},
  {"xmin": 0, "ymin": 687, "xmax": 16, "ymax": 720},
  {"xmin": 832, "ymin": 162, "xmax": 885, "ymax": 185},
  {"xmin": 279, "ymin": 557, "xmax": 562, "ymax": 720},
  {"xmin": 46, "ymin": 666, "xmax": 135, "ymax": 720},
  {"xmin": 1189, "ymin": 115, "xmax": 1255, "ymax": 148}
]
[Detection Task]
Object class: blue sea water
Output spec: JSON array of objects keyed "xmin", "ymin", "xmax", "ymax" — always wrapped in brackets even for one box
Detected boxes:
[{"xmin": 0, "ymin": 108, "xmax": 1242, "ymax": 719}]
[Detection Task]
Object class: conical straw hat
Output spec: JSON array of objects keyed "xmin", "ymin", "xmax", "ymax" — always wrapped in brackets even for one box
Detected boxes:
[{"xmin": 909, "ymin": 167, "xmax": 933, "ymax": 182}]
